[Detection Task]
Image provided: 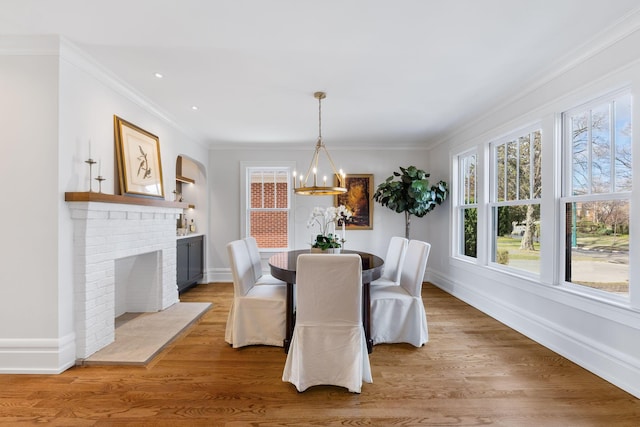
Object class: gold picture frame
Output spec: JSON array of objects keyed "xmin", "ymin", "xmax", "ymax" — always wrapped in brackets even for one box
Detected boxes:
[
  {"xmin": 334, "ymin": 174, "xmax": 373, "ymax": 229},
  {"xmin": 114, "ymin": 115, "xmax": 165, "ymax": 198}
]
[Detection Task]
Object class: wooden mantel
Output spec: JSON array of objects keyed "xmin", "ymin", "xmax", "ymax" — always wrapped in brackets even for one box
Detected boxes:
[{"xmin": 65, "ymin": 192, "xmax": 190, "ymax": 209}]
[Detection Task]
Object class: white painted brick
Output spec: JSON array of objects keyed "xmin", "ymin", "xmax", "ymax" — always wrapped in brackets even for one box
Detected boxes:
[
  {"xmin": 86, "ymin": 210, "xmax": 109, "ymax": 220},
  {"xmin": 69, "ymin": 202, "xmax": 183, "ymax": 359},
  {"xmin": 109, "ymin": 211, "xmax": 127, "ymax": 220},
  {"xmin": 126, "ymin": 212, "xmax": 141, "ymax": 220}
]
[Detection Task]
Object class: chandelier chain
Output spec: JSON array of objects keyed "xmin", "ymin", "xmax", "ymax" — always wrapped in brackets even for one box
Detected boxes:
[{"xmin": 318, "ymin": 94, "xmax": 322, "ymax": 142}]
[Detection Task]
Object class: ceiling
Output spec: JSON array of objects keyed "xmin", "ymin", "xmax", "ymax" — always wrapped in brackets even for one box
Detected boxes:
[{"xmin": 2, "ymin": 0, "xmax": 640, "ymax": 149}]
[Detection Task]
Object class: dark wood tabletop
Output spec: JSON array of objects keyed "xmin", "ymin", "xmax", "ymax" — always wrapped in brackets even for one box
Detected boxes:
[{"xmin": 268, "ymin": 249, "xmax": 384, "ymax": 353}]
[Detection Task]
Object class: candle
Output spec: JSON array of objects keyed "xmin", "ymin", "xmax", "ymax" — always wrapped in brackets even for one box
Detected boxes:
[
  {"xmin": 323, "ymin": 175, "xmax": 327, "ymax": 185},
  {"xmin": 292, "ymin": 171, "xmax": 297, "ymax": 188},
  {"xmin": 313, "ymin": 167, "xmax": 317, "ymax": 186},
  {"xmin": 98, "ymin": 160, "xmax": 101, "ymax": 175},
  {"xmin": 88, "ymin": 139, "xmax": 92, "ymax": 159}
]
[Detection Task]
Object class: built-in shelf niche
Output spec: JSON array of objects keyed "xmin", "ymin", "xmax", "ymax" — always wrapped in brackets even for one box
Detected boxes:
[{"xmin": 176, "ymin": 155, "xmax": 196, "ymax": 208}]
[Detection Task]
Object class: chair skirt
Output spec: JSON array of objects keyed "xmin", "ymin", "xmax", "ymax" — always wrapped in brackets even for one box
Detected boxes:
[
  {"xmin": 225, "ymin": 284, "xmax": 286, "ymax": 348},
  {"xmin": 371, "ymin": 286, "xmax": 428, "ymax": 347},
  {"xmin": 282, "ymin": 324, "xmax": 372, "ymax": 393}
]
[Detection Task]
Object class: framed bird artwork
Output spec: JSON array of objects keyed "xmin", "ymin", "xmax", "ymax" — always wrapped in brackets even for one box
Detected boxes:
[{"xmin": 114, "ymin": 115, "xmax": 165, "ymax": 198}]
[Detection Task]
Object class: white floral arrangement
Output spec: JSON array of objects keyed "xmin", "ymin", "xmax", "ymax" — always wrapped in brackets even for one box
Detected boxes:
[{"xmin": 307, "ymin": 205, "xmax": 353, "ymax": 249}]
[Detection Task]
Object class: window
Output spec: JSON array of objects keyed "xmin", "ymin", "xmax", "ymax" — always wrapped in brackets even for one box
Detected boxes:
[
  {"xmin": 245, "ymin": 166, "xmax": 292, "ymax": 250},
  {"xmin": 562, "ymin": 91, "xmax": 631, "ymax": 296},
  {"xmin": 490, "ymin": 128, "xmax": 542, "ymax": 275},
  {"xmin": 456, "ymin": 151, "xmax": 478, "ymax": 258}
]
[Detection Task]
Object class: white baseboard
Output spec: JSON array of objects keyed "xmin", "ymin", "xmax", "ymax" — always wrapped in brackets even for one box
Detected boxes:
[
  {"xmin": 0, "ymin": 333, "xmax": 76, "ymax": 374},
  {"xmin": 206, "ymin": 268, "xmax": 232, "ymax": 283}
]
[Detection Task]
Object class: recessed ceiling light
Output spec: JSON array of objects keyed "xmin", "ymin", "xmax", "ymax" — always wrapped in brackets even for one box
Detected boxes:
[
  {"xmin": 191, "ymin": 106, "xmax": 199, "ymax": 111},
  {"xmin": 154, "ymin": 72, "xmax": 163, "ymax": 79}
]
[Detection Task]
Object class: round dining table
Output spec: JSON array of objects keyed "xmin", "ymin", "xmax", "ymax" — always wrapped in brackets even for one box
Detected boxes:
[{"xmin": 268, "ymin": 249, "xmax": 384, "ymax": 353}]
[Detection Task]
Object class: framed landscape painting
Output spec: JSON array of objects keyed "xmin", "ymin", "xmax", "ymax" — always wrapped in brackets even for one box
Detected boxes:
[
  {"xmin": 334, "ymin": 174, "xmax": 373, "ymax": 229},
  {"xmin": 114, "ymin": 115, "xmax": 165, "ymax": 198}
]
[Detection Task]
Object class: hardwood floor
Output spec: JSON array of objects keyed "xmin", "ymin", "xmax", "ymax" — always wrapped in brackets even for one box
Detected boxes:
[{"xmin": 2, "ymin": 283, "xmax": 639, "ymax": 426}]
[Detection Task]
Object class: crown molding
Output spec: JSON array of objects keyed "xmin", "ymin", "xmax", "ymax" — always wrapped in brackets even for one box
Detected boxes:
[
  {"xmin": 58, "ymin": 37, "xmax": 209, "ymax": 148},
  {"xmin": 429, "ymin": 6, "xmax": 640, "ymax": 150}
]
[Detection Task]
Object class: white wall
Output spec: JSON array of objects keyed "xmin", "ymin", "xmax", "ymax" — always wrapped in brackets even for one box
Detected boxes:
[
  {"xmin": 426, "ymin": 24, "xmax": 640, "ymax": 398},
  {"xmin": 0, "ymin": 37, "xmax": 66, "ymax": 372},
  {"xmin": 207, "ymin": 146, "xmax": 449, "ymax": 280},
  {"xmin": 0, "ymin": 36, "xmax": 210, "ymax": 373}
]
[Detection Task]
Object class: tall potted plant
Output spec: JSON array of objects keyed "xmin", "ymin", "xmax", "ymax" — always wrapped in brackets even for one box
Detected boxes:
[{"xmin": 373, "ymin": 166, "xmax": 448, "ymax": 238}]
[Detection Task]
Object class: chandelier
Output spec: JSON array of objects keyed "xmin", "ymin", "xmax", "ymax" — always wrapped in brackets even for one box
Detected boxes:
[{"xmin": 293, "ymin": 91, "xmax": 347, "ymax": 195}]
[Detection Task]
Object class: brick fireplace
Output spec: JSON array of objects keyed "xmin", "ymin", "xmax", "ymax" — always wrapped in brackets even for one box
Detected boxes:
[{"xmin": 66, "ymin": 194, "xmax": 185, "ymax": 360}]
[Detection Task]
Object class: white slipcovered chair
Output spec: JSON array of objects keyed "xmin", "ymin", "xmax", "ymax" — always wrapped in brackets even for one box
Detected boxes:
[
  {"xmin": 244, "ymin": 236, "xmax": 286, "ymax": 286},
  {"xmin": 370, "ymin": 236, "xmax": 408, "ymax": 287},
  {"xmin": 225, "ymin": 239, "xmax": 286, "ymax": 348},
  {"xmin": 370, "ymin": 240, "xmax": 431, "ymax": 347},
  {"xmin": 282, "ymin": 254, "xmax": 372, "ymax": 393}
]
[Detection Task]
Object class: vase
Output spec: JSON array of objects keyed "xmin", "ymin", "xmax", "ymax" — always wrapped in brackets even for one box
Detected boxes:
[{"xmin": 310, "ymin": 247, "xmax": 341, "ymax": 254}]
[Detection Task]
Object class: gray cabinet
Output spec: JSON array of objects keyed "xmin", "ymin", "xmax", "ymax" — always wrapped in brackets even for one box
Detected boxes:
[{"xmin": 177, "ymin": 235, "xmax": 204, "ymax": 293}]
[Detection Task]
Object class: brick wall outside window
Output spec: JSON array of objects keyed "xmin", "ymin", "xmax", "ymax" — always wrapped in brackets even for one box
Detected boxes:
[
  {"xmin": 250, "ymin": 180, "xmax": 289, "ymax": 248},
  {"xmin": 251, "ymin": 211, "xmax": 288, "ymax": 248}
]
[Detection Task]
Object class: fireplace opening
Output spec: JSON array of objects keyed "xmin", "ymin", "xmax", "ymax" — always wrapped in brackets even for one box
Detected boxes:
[{"xmin": 115, "ymin": 251, "xmax": 162, "ymax": 317}]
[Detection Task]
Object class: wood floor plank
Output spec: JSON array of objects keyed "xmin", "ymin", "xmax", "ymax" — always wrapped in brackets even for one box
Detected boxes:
[{"xmin": 1, "ymin": 282, "xmax": 638, "ymax": 426}]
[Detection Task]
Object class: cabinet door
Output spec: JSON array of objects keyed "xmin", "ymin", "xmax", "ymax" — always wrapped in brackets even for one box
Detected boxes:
[
  {"xmin": 177, "ymin": 239, "xmax": 190, "ymax": 285},
  {"xmin": 188, "ymin": 236, "xmax": 204, "ymax": 282}
]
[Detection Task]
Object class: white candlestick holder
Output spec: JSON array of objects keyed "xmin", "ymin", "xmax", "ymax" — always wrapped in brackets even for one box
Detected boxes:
[
  {"xmin": 95, "ymin": 175, "xmax": 106, "ymax": 193},
  {"xmin": 85, "ymin": 158, "xmax": 97, "ymax": 192}
]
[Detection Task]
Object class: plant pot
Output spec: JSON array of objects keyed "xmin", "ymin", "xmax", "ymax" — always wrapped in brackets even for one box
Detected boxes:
[{"xmin": 310, "ymin": 247, "xmax": 341, "ymax": 254}]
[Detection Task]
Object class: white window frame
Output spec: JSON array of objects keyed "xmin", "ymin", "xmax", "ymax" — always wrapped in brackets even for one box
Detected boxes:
[
  {"xmin": 489, "ymin": 125, "xmax": 542, "ymax": 278},
  {"xmin": 240, "ymin": 161, "xmax": 296, "ymax": 252},
  {"xmin": 453, "ymin": 149, "xmax": 479, "ymax": 261},
  {"xmin": 560, "ymin": 89, "xmax": 632, "ymax": 301}
]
